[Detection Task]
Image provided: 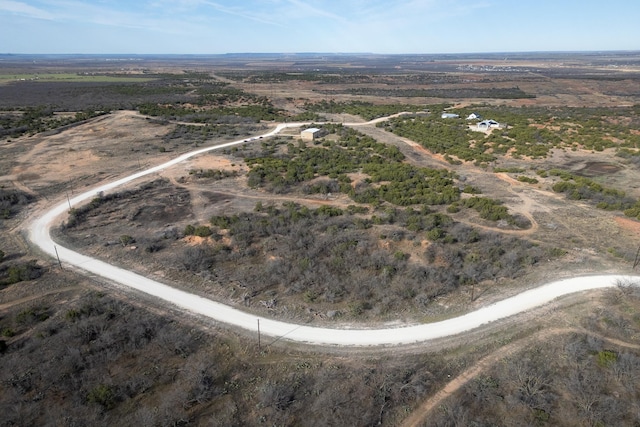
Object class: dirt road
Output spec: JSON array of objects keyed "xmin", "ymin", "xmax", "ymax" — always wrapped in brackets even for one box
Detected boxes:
[
  {"xmin": 26, "ymin": 117, "xmax": 640, "ymax": 346},
  {"xmin": 401, "ymin": 327, "xmax": 640, "ymax": 426}
]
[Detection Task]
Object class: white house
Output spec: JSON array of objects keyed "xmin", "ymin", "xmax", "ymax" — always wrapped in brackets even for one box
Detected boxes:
[
  {"xmin": 301, "ymin": 127, "xmax": 322, "ymax": 141},
  {"xmin": 441, "ymin": 113, "xmax": 460, "ymax": 119},
  {"xmin": 466, "ymin": 113, "xmax": 482, "ymax": 120},
  {"xmin": 477, "ymin": 119, "xmax": 500, "ymax": 130}
]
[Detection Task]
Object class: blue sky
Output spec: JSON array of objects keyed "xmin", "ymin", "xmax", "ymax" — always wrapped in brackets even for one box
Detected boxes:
[{"xmin": 1, "ymin": 0, "xmax": 638, "ymax": 54}]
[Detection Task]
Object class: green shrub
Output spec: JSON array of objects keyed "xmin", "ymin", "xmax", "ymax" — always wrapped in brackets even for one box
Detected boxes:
[
  {"xmin": 426, "ymin": 228, "xmax": 445, "ymax": 241},
  {"xmin": 119, "ymin": 235, "xmax": 134, "ymax": 246},
  {"xmin": 87, "ymin": 384, "xmax": 116, "ymax": 409},
  {"xmin": 549, "ymin": 247, "xmax": 568, "ymax": 258},
  {"xmin": 2, "ymin": 260, "xmax": 43, "ymax": 285},
  {"xmin": 494, "ymin": 167, "xmax": 524, "ymax": 173},
  {"xmin": 517, "ymin": 176, "xmax": 538, "ymax": 184},
  {"xmin": 394, "ymin": 251, "xmax": 408, "ymax": 261},
  {"xmin": 65, "ymin": 309, "xmax": 81, "ymax": 322},
  {"xmin": 346, "ymin": 205, "xmax": 369, "ymax": 215},
  {"xmin": 303, "ymin": 290, "xmax": 318, "ymax": 303},
  {"xmin": 596, "ymin": 350, "xmax": 617, "ymax": 368},
  {"xmin": 462, "ymin": 185, "xmax": 481, "ymax": 194},
  {"xmin": 315, "ymin": 205, "xmax": 343, "ymax": 217},
  {"xmin": 462, "ymin": 197, "xmax": 511, "ymax": 221},
  {"xmin": 194, "ymin": 225, "xmax": 213, "ymax": 237},
  {"xmin": 16, "ymin": 307, "xmax": 49, "ymax": 325},
  {"xmin": 348, "ymin": 301, "xmax": 370, "ymax": 316}
]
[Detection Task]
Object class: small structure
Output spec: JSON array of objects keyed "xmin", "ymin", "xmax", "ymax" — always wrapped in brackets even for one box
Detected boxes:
[
  {"xmin": 466, "ymin": 112, "xmax": 482, "ymax": 120},
  {"xmin": 441, "ymin": 113, "xmax": 460, "ymax": 119},
  {"xmin": 477, "ymin": 119, "xmax": 500, "ymax": 130},
  {"xmin": 301, "ymin": 127, "xmax": 322, "ymax": 141}
]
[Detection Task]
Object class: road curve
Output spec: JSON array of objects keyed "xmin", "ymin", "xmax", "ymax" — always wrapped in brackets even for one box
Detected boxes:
[{"xmin": 27, "ymin": 118, "xmax": 639, "ymax": 346}]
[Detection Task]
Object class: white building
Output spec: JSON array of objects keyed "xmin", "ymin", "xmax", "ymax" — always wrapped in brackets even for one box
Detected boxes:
[
  {"xmin": 477, "ymin": 119, "xmax": 500, "ymax": 130},
  {"xmin": 301, "ymin": 127, "xmax": 322, "ymax": 141},
  {"xmin": 441, "ymin": 113, "xmax": 460, "ymax": 119},
  {"xmin": 466, "ymin": 113, "xmax": 482, "ymax": 120}
]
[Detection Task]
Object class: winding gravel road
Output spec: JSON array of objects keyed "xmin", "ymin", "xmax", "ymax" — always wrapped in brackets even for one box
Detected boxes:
[{"xmin": 27, "ymin": 119, "xmax": 639, "ymax": 346}]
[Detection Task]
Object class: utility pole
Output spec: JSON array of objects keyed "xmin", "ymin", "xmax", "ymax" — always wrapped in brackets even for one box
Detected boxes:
[
  {"xmin": 634, "ymin": 245, "xmax": 640, "ymax": 270},
  {"xmin": 66, "ymin": 192, "xmax": 72, "ymax": 210},
  {"xmin": 257, "ymin": 319, "xmax": 261, "ymax": 350},
  {"xmin": 54, "ymin": 245, "xmax": 63, "ymax": 270}
]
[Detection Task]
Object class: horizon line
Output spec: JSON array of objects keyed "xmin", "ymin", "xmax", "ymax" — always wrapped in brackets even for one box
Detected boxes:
[{"xmin": 2, "ymin": 49, "xmax": 640, "ymax": 57}]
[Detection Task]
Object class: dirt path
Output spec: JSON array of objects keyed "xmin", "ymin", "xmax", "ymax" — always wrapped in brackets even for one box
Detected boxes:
[
  {"xmin": 198, "ymin": 187, "xmax": 354, "ymax": 207},
  {"xmin": 164, "ymin": 172, "xmax": 356, "ymax": 224},
  {"xmin": 494, "ymin": 172, "xmax": 541, "ymax": 234},
  {"xmin": 0, "ymin": 286, "xmax": 81, "ymax": 311},
  {"xmin": 356, "ymin": 124, "xmax": 547, "ymax": 237},
  {"xmin": 401, "ymin": 327, "xmax": 640, "ymax": 427},
  {"xmin": 11, "ymin": 178, "xmax": 39, "ymax": 197},
  {"xmin": 351, "ymin": 122, "xmax": 547, "ymax": 238}
]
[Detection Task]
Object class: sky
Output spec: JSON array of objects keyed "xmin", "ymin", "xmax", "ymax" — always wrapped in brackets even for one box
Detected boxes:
[{"xmin": 0, "ymin": 0, "xmax": 639, "ymax": 55}]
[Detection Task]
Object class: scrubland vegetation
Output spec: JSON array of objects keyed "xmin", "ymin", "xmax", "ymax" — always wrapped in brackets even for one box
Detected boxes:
[
  {"xmin": 0, "ymin": 107, "xmax": 105, "ymax": 139},
  {"xmin": 430, "ymin": 284, "xmax": 640, "ymax": 427},
  {"xmin": 58, "ymin": 172, "xmax": 545, "ymax": 321},
  {"xmin": 3, "ymin": 54, "xmax": 640, "ymax": 426},
  {"xmin": 303, "ymin": 100, "xmax": 427, "ymax": 120},
  {"xmin": 0, "ymin": 287, "xmax": 462, "ymax": 426},
  {"xmin": 54, "ymin": 117, "xmax": 546, "ymax": 321},
  {"xmin": 379, "ymin": 104, "xmax": 640, "ymax": 165}
]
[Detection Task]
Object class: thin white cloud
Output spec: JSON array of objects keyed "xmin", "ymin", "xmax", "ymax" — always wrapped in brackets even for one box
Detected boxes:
[
  {"xmin": 11, "ymin": 0, "xmax": 620, "ymax": 54},
  {"xmin": 23, "ymin": 0, "xmax": 198, "ymax": 35},
  {"xmin": 0, "ymin": 0, "xmax": 54, "ymax": 20},
  {"xmin": 164, "ymin": 0, "xmax": 282, "ymax": 26},
  {"xmin": 351, "ymin": 0, "xmax": 490, "ymax": 23},
  {"xmin": 40, "ymin": 0, "xmax": 147, "ymax": 28},
  {"xmin": 284, "ymin": 0, "xmax": 347, "ymax": 22}
]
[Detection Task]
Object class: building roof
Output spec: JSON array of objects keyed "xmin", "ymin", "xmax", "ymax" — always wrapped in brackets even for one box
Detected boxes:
[
  {"xmin": 302, "ymin": 127, "xmax": 321, "ymax": 133},
  {"xmin": 478, "ymin": 119, "xmax": 499, "ymax": 127}
]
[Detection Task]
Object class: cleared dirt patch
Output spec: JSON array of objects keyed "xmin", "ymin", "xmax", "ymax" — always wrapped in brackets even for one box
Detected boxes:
[
  {"xmin": 577, "ymin": 161, "xmax": 623, "ymax": 177},
  {"xmin": 614, "ymin": 216, "xmax": 640, "ymax": 236}
]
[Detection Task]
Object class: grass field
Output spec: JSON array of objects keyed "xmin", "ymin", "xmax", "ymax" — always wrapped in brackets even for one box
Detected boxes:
[{"xmin": 0, "ymin": 73, "xmax": 156, "ymax": 84}]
